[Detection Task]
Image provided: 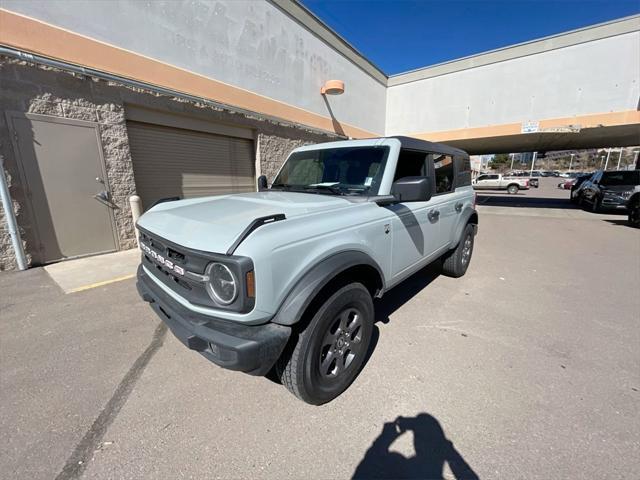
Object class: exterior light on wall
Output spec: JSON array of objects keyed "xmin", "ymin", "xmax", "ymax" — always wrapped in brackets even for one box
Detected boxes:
[{"xmin": 321, "ymin": 80, "xmax": 344, "ymax": 95}]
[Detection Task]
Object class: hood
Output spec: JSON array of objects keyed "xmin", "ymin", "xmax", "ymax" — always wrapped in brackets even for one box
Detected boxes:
[
  {"xmin": 601, "ymin": 185, "xmax": 636, "ymax": 192},
  {"xmin": 137, "ymin": 191, "xmax": 352, "ymax": 253}
]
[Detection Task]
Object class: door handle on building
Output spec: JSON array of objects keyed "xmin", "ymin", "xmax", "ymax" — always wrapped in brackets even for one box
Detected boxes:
[{"xmin": 93, "ymin": 190, "xmax": 119, "ymax": 209}]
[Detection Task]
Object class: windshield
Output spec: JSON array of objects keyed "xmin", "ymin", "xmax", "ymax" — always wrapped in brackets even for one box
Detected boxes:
[
  {"xmin": 272, "ymin": 146, "xmax": 390, "ymax": 196},
  {"xmin": 600, "ymin": 171, "xmax": 640, "ymax": 186}
]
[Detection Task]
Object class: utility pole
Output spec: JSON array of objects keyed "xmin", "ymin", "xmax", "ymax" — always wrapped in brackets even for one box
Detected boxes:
[
  {"xmin": 529, "ymin": 151, "xmax": 538, "ymax": 176},
  {"xmin": 604, "ymin": 147, "xmax": 612, "ymax": 170},
  {"xmin": 616, "ymin": 148, "xmax": 624, "ymax": 170},
  {"xmin": 599, "ymin": 155, "xmax": 605, "ymax": 169},
  {"xmin": 569, "ymin": 153, "xmax": 575, "ymax": 171},
  {"xmin": 510, "ymin": 153, "xmax": 514, "ymax": 171}
]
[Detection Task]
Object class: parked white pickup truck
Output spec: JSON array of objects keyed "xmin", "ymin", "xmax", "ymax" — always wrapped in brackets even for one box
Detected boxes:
[{"xmin": 472, "ymin": 174, "xmax": 529, "ymax": 194}]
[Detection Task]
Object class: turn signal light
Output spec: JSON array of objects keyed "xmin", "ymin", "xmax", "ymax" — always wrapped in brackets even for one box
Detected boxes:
[{"xmin": 246, "ymin": 270, "xmax": 255, "ymax": 298}]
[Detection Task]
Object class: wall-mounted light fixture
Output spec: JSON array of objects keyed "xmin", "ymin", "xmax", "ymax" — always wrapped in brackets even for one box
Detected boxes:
[{"xmin": 321, "ymin": 79, "xmax": 344, "ymax": 95}]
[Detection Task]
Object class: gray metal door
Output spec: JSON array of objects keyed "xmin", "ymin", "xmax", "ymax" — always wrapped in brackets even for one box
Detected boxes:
[
  {"xmin": 9, "ymin": 113, "xmax": 118, "ymax": 264},
  {"xmin": 126, "ymin": 121, "xmax": 255, "ymax": 209}
]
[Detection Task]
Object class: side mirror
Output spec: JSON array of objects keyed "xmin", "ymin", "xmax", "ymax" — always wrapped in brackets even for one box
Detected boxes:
[
  {"xmin": 391, "ymin": 176, "xmax": 432, "ymax": 202},
  {"xmin": 257, "ymin": 175, "xmax": 268, "ymax": 191}
]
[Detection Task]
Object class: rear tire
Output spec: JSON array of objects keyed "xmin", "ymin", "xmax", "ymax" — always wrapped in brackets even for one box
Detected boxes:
[
  {"xmin": 276, "ymin": 283, "xmax": 374, "ymax": 405},
  {"xmin": 442, "ymin": 223, "xmax": 475, "ymax": 278},
  {"xmin": 507, "ymin": 184, "xmax": 519, "ymax": 194},
  {"xmin": 628, "ymin": 198, "xmax": 640, "ymax": 228}
]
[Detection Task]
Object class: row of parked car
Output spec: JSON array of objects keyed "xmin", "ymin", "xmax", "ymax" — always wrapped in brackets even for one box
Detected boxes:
[
  {"xmin": 508, "ymin": 169, "xmax": 563, "ymax": 177},
  {"xmin": 569, "ymin": 170, "xmax": 640, "ymax": 226}
]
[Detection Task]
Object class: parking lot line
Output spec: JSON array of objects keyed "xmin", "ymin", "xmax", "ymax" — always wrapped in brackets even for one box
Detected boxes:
[{"xmin": 68, "ymin": 274, "xmax": 136, "ymax": 293}]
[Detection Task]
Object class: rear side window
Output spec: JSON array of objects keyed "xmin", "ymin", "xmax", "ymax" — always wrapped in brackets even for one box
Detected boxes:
[
  {"xmin": 456, "ymin": 156, "xmax": 472, "ymax": 186},
  {"xmin": 432, "ymin": 154, "xmax": 454, "ymax": 194},
  {"xmin": 601, "ymin": 171, "xmax": 640, "ymax": 186}
]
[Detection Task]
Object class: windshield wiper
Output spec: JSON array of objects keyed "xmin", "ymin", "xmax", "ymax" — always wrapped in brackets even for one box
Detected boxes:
[
  {"xmin": 270, "ymin": 183, "xmax": 293, "ymax": 191},
  {"xmin": 271, "ymin": 183, "xmax": 346, "ymax": 196},
  {"xmin": 300, "ymin": 185, "xmax": 345, "ymax": 195}
]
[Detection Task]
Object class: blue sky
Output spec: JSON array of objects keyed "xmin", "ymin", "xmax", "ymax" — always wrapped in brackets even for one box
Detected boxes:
[{"xmin": 301, "ymin": 0, "xmax": 640, "ymax": 74}]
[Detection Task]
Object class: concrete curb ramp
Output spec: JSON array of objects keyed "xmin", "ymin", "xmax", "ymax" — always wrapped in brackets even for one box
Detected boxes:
[{"xmin": 44, "ymin": 249, "xmax": 139, "ymax": 293}]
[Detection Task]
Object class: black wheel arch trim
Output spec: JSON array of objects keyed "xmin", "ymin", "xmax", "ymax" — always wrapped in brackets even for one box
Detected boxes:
[
  {"xmin": 271, "ymin": 250, "xmax": 385, "ymax": 326},
  {"xmin": 452, "ymin": 208, "xmax": 478, "ymax": 248}
]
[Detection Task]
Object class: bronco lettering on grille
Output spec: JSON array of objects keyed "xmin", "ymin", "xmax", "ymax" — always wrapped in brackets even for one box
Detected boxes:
[{"xmin": 141, "ymin": 243, "xmax": 185, "ymax": 276}]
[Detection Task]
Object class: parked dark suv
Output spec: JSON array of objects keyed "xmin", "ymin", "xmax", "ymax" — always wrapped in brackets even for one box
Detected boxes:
[{"xmin": 579, "ymin": 170, "xmax": 640, "ymax": 212}]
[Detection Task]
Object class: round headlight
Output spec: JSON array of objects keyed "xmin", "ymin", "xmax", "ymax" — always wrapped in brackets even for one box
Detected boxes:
[{"xmin": 206, "ymin": 263, "xmax": 237, "ymax": 305}]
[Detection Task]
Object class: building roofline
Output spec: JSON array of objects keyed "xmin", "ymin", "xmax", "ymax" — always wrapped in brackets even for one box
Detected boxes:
[
  {"xmin": 274, "ymin": 3, "xmax": 638, "ymax": 87},
  {"xmin": 269, "ymin": 0, "xmax": 388, "ymax": 85},
  {"xmin": 388, "ymin": 13, "xmax": 640, "ymax": 86}
]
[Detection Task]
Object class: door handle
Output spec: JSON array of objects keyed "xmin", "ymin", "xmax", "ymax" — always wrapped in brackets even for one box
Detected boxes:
[
  {"xmin": 455, "ymin": 202, "xmax": 464, "ymax": 212},
  {"xmin": 428, "ymin": 209, "xmax": 440, "ymax": 222},
  {"xmin": 93, "ymin": 190, "xmax": 118, "ymax": 209}
]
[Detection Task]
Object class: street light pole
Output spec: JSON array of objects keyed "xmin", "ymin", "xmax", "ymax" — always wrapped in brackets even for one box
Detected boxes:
[
  {"xmin": 599, "ymin": 155, "xmax": 604, "ymax": 169},
  {"xmin": 529, "ymin": 151, "xmax": 538, "ymax": 176},
  {"xmin": 616, "ymin": 148, "xmax": 624, "ymax": 170},
  {"xmin": 604, "ymin": 147, "xmax": 612, "ymax": 170},
  {"xmin": 510, "ymin": 153, "xmax": 514, "ymax": 171},
  {"xmin": 569, "ymin": 153, "xmax": 575, "ymax": 171}
]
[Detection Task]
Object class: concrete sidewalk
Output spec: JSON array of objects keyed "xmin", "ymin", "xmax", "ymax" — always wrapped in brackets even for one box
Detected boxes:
[{"xmin": 44, "ymin": 249, "xmax": 140, "ymax": 293}]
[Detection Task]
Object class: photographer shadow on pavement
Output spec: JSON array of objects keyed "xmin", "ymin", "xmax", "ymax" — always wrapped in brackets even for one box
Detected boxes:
[{"xmin": 352, "ymin": 414, "xmax": 479, "ymax": 480}]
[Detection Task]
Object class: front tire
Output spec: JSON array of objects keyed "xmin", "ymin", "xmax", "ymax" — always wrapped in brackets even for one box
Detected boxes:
[
  {"xmin": 628, "ymin": 198, "xmax": 640, "ymax": 228},
  {"xmin": 442, "ymin": 223, "xmax": 475, "ymax": 278},
  {"xmin": 591, "ymin": 196, "xmax": 602, "ymax": 213},
  {"xmin": 276, "ymin": 283, "xmax": 374, "ymax": 405}
]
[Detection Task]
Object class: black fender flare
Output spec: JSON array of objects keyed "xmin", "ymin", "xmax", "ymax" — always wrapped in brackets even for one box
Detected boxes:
[
  {"xmin": 271, "ymin": 250, "xmax": 385, "ymax": 326},
  {"xmin": 451, "ymin": 208, "xmax": 479, "ymax": 248}
]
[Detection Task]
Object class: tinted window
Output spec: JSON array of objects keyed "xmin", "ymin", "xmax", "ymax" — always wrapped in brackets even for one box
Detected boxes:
[
  {"xmin": 273, "ymin": 146, "xmax": 389, "ymax": 195},
  {"xmin": 600, "ymin": 171, "xmax": 640, "ymax": 186},
  {"xmin": 394, "ymin": 149, "xmax": 426, "ymax": 180},
  {"xmin": 457, "ymin": 156, "xmax": 472, "ymax": 186},
  {"xmin": 433, "ymin": 154, "xmax": 454, "ymax": 194}
]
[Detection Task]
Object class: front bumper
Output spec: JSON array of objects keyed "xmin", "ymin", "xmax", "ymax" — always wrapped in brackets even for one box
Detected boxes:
[
  {"xmin": 601, "ymin": 197, "xmax": 629, "ymax": 210},
  {"xmin": 137, "ymin": 266, "xmax": 290, "ymax": 376}
]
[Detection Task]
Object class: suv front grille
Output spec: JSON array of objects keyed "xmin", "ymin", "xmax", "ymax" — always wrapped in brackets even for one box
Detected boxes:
[{"xmin": 138, "ymin": 229, "xmax": 215, "ymax": 308}]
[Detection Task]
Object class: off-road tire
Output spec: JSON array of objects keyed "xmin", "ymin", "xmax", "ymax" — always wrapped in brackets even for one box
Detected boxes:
[
  {"xmin": 628, "ymin": 198, "xmax": 640, "ymax": 228},
  {"xmin": 507, "ymin": 184, "xmax": 519, "ymax": 194},
  {"xmin": 442, "ymin": 223, "xmax": 475, "ymax": 278},
  {"xmin": 276, "ymin": 282, "xmax": 374, "ymax": 405}
]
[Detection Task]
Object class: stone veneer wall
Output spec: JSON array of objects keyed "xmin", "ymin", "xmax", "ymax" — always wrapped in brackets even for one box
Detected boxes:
[{"xmin": 0, "ymin": 58, "xmax": 339, "ymax": 270}]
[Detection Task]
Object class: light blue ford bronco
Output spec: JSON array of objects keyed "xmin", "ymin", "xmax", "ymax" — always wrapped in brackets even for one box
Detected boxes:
[{"xmin": 136, "ymin": 136, "xmax": 478, "ymax": 404}]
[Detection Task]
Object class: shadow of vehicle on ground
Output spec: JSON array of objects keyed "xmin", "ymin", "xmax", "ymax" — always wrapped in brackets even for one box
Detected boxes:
[
  {"xmin": 374, "ymin": 262, "xmax": 441, "ymax": 324},
  {"xmin": 477, "ymin": 193, "xmax": 577, "ymax": 209},
  {"xmin": 603, "ymin": 218, "xmax": 633, "ymax": 227},
  {"xmin": 353, "ymin": 413, "xmax": 479, "ymax": 480}
]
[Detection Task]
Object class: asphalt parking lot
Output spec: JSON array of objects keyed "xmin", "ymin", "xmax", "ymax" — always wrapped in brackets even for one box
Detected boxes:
[{"xmin": 1, "ymin": 178, "xmax": 638, "ymax": 480}]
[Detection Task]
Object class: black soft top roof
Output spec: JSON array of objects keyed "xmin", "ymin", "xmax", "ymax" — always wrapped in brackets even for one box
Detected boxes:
[{"xmin": 388, "ymin": 136, "xmax": 468, "ymax": 157}]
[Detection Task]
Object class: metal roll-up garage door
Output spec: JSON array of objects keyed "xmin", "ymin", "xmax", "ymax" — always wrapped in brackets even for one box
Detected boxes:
[{"xmin": 127, "ymin": 120, "xmax": 255, "ymax": 209}]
